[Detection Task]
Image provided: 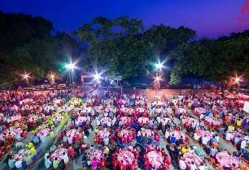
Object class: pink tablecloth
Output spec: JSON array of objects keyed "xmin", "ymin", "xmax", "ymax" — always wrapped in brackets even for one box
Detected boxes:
[
  {"xmin": 8, "ymin": 115, "xmax": 22, "ymax": 122},
  {"xmin": 87, "ymin": 149, "xmax": 104, "ymax": 162},
  {"xmin": 205, "ymin": 116, "xmax": 222, "ymax": 126},
  {"xmin": 176, "ymin": 108, "xmax": 187, "ymax": 114},
  {"xmin": 170, "ymin": 130, "xmax": 185, "ymax": 140},
  {"xmin": 117, "ymin": 99, "xmax": 127, "ymax": 105},
  {"xmin": 36, "ymin": 128, "xmax": 50, "ymax": 137},
  {"xmin": 120, "ymin": 129, "xmax": 131, "ymax": 137},
  {"xmin": 230, "ymin": 131, "xmax": 244, "ymax": 141},
  {"xmin": 182, "ymin": 117, "xmax": 199, "ymax": 126},
  {"xmin": 183, "ymin": 152, "xmax": 202, "ymax": 167},
  {"xmin": 120, "ymin": 108, "xmax": 133, "ymax": 114},
  {"xmin": 147, "ymin": 151, "xmax": 163, "ymax": 169},
  {"xmin": 100, "ymin": 117, "xmax": 111, "ymax": 125},
  {"xmin": 194, "ymin": 107, "xmax": 206, "ymax": 115},
  {"xmin": 135, "ymin": 100, "xmax": 145, "ymax": 105},
  {"xmin": 120, "ymin": 116, "xmax": 131, "ymax": 125},
  {"xmin": 51, "ymin": 148, "xmax": 67, "ymax": 161},
  {"xmin": 138, "ymin": 117, "xmax": 149, "ymax": 124},
  {"xmin": 97, "ymin": 129, "xmax": 110, "ymax": 139},
  {"xmin": 199, "ymin": 130, "xmax": 212, "ymax": 141},
  {"xmin": 28, "ymin": 115, "xmax": 39, "ymax": 122},
  {"xmin": 0, "ymin": 134, "xmax": 4, "ymax": 141},
  {"xmin": 117, "ymin": 150, "xmax": 135, "ymax": 166},
  {"xmin": 215, "ymin": 151, "xmax": 239, "ymax": 168},
  {"xmin": 160, "ymin": 117, "xmax": 171, "ymax": 124},
  {"xmin": 77, "ymin": 116, "xmax": 88, "ymax": 124},
  {"xmin": 52, "ymin": 113, "xmax": 64, "ymax": 121},
  {"xmin": 7, "ymin": 127, "xmax": 23, "ymax": 137},
  {"xmin": 135, "ymin": 107, "xmax": 146, "ymax": 113},
  {"xmin": 13, "ymin": 149, "xmax": 29, "ymax": 160},
  {"xmin": 66, "ymin": 129, "xmax": 79, "ymax": 138},
  {"xmin": 140, "ymin": 128, "xmax": 154, "ymax": 137}
]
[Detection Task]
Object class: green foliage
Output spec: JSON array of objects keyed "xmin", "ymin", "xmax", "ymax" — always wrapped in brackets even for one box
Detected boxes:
[
  {"xmin": 76, "ymin": 17, "xmax": 196, "ymax": 79},
  {"xmin": 76, "ymin": 16, "xmax": 151, "ymax": 78},
  {"xmin": 1, "ymin": 11, "xmax": 249, "ymax": 86},
  {"xmin": 0, "ymin": 12, "xmax": 79, "ymax": 83},
  {"xmin": 170, "ymin": 30, "xmax": 249, "ymax": 84}
]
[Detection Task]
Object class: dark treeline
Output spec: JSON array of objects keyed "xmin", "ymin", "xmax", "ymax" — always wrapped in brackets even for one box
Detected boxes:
[{"xmin": 0, "ymin": 12, "xmax": 249, "ymax": 85}]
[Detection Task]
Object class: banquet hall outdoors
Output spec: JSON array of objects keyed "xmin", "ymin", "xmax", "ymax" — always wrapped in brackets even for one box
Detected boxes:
[
  {"xmin": 0, "ymin": 87, "xmax": 249, "ymax": 170},
  {"xmin": 1, "ymin": 1, "xmax": 249, "ymax": 170}
]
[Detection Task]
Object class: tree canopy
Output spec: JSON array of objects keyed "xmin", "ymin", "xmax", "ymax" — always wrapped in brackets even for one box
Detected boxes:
[
  {"xmin": 0, "ymin": 12, "xmax": 79, "ymax": 83},
  {"xmin": 1, "ymin": 11, "xmax": 249, "ymax": 86}
]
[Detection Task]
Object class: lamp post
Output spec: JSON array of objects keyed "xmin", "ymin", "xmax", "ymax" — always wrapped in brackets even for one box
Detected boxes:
[
  {"xmin": 49, "ymin": 73, "xmax": 56, "ymax": 84},
  {"xmin": 154, "ymin": 75, "xmax": 161, "ymax": 96},
  {"xmin": 154, "ymin": 62, "xmax": 164, "ymax": 96},
  {"xmin": 65, "ymin": 63, "xmax": 76, "ymax": 86},
  {"xmin": 234, "ymin": 76, "xmax": 241, "ymax": 92},
  {"xmin": 22, "ymin": 73, "xmax": 31, "ymax": 85},
  {"xmin": 93, "ymin": 73, "xmax": 102, "ymax": 87}
]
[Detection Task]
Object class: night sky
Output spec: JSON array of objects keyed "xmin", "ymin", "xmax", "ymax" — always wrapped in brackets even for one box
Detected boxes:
[{"xmin": 1, "ymin": 0, "xmax": 249, "ymax": 38}]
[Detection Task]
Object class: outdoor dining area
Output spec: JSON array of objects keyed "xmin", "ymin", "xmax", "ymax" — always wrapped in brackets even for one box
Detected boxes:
[{"xmin": 0, "ymin": 88, "xmax": 248, "ymax": 170}]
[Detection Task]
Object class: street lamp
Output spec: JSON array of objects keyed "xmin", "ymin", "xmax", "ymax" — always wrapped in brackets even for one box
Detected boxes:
[
  {"xmin": 49, "ymin": 73, "xmax": 56, "ymax": 84},
  {"xmin": 235, "ymin": 77, "xmax": 240, "ymax": 84},
  {"xmin": 65, "ymin": 63, "xmax": 76, "ymax": 86},
  {"xmin": 94, "ymin": 73, "xmax": 101, "ymax": 82},
  {"xmin": 234, "ymin": 76, "xmax": 242, "ymax": 92},
  {"xmin": 155, "ymin": 63, "xmax": 163, "ymax": 70},
  {"xmin": 65, "ymin": 63, "xmax": 76, "ymax": 70},
  {"xmin": 154, "ymin": 62, "xmax": 164, "ymax": 96},
  {"xmin": 21, "ymin": 72, "xmax": 31, "ymax": 85},
  {"xmin": 22, "ymin": 74, "xmax": 30, "ymax": 80},
  {"xmin": 154, "ymin": 75, "xmax": 162, "ymax": 95}
]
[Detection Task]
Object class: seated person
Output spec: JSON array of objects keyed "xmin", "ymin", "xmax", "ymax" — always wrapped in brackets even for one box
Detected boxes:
[
  {"xmin": 25, "ymin": 142, "xmax": 34, "ymax": 149},
  {"xmin": 170, "ymin": 134, "xmax": 176, "ymax": 144},
  {"xmin": 32, "ymin": 134, "xmax": 40, "ymax": 145},
  {"xmin": 14, "ymin": 133, "xmax": 23, "ymax": 141}
]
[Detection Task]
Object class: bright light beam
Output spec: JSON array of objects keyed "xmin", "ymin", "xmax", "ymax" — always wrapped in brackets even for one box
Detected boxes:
[
  {"xmin": 65, "ymin": 63, "xmax": 76, "ymax": 70},
  {"xmin": 154, "ymin": 75, "xmax": 162, "ymax": 82},
  {"xmin": 22, "ymin": 73, "xmax": 30, "ymax": 80},
  {"xmin": 94, "ymin": 73, "xmax": 101, "ymax": 82},
  {"xmin": 235, "ymin": 77, "xmax": 240, "ymax": 83},
  {"xmin": 155, "ymin": 63, "xmax": 163, "ymax": 70}
]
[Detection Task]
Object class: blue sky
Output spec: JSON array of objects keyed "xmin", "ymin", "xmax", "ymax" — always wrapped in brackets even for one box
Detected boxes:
[{"xmin": 1, "ymin": 0, "xmax": 249, "ymax": 38}]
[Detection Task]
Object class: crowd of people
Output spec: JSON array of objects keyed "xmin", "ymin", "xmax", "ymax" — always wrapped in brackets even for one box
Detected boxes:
[
  {"xmin": 1, "ymin": 87, "xmax": 249, "ymax": 169},
  {"xmin": 0, "ymin": 89, "xmax": 73, "ymax": 169}
]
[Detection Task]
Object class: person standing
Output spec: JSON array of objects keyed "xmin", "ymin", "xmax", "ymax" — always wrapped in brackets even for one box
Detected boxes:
[{"xmin": 44, "ymin": 153, "xmax": 52, "ymax": 169}]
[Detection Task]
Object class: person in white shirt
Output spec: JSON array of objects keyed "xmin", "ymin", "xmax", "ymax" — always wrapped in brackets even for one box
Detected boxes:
[
  {"xmin": 194, "ymin": 132, "xmax": 200, "ymax": 141},
  {"xmin": 199, "ymin": 163, "xmax": 207, "ymax": 170},
  {"xmin": 241, "ymin": 140, "xmax": 247, "ymax": 149},
  {"xmin": 103, "ymin": 137, "xmax": 109, "ymax": 145},
  {"xmin": 96, "ymin": 119, "xmax": 100, "ymax": 126},
  {"xmin": 201, "ymin": 135, "xmax": 209, "ymax": 145},
  {"xmin": 67, "ymin": 136, "xmax": 73, "ymax": 145},
  {"xmin": 225, "ymin": 132, "xmax": 232, "ymax": 141},
  {"xmin": 165, "ymin": 130, "xmax": 170, "ymax": 139},
  {"xmin": 179, "ymin": 158, "xmax": 187, "ymax": 170},
  {"xmin": 15, "ymin": 159, "xmax": 23, "ymax": 169},
  {"xmin": 107, "ymin": 121, "xmax": 111, "ymax": 127},
  {"xmin": 61, "ymin": 152, "xmax": 69, "ymax": 164},
  {"xmin": 215, "ymin": 134, "xmax": 220, "ymax": 143},
  {"xmin": 190, "ymin": 161, "xmax": 197, "ymax": 170}
]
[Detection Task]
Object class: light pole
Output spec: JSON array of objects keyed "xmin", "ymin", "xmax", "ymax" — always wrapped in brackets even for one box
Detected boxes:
[
  {"xmin": 154, "ymin": 62, "xmax": 164, "ymax": 96},
  {"xmin": 234, "ymin": 76, "xmax": 241, "ymax": 92},
  {"xmin": 154, "ymin": 75, "xmax": 162, "ymax": 96},
  {"xmin": 22, "ymin": 72, "xmax": 31, "ymax": 85},
  {"xmin": 93, "ymin": 73, "xmax": 102, "ymax": 87},
  {"xmin": 49, "ymin": 73, "xmax": 56, "ymax": 84},
  {"xmin": 65, "ymin": 63, "xmax": 76, "ymax": 86}
]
